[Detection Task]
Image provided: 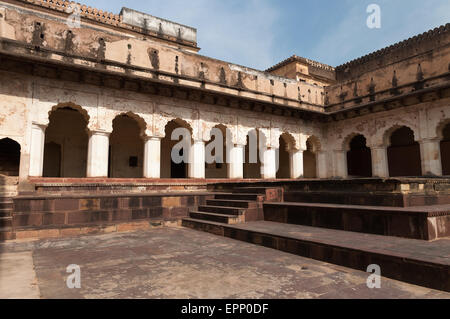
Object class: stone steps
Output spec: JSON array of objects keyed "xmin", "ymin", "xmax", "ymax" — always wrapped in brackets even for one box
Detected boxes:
[
  {"xmin": 230, "ymin": 187, "xmax": 268, "ymax": 194},
  {"xmin": 187, "ymin": 190, "xmax": 264, "ymax": 225},
  {"xmin": 0, "ymin": 226, "xmax": 14, "ymax": 241},
  {"xmin": 213, "ymin": 193, "xmax": 261, "ymax": 201},
  {"xmin": 0, "ymin": 216, "xmax": 12, "ymax": 228},
  {"xmin": 206, "ymin": 199, "xmax": 257, "ymax": 208},
  {"xmin": 189, "ymin": 211, "xmax": 242, "ymax": 224},
  {"xmin": 197, "ymin": 205, "xmax": 245, "ymax": 216},
  {"xmin": 182, "ymin": 219, "xmax": 450, "ymax": 292}
]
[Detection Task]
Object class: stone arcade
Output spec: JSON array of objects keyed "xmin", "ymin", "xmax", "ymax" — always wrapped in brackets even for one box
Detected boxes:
[{"xmin": 0, "ymin": 0, "xmax": 449, "ymax": 292}]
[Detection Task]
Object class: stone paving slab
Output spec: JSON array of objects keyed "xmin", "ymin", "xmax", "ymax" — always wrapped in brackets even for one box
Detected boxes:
[
  {"xmin": 0, "ymin": 251, "xmax": 40, "ymax": 299},
  {"xmin": 0, "ymin": 227, "xmax": 449, "ymax": 299}
]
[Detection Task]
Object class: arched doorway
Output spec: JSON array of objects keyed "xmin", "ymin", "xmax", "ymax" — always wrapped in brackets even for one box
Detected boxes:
[
  {"xmin": 161, "ymin": 119, "xmax": 192, "ymax": 179},
  {"xmin": 43, "ymin": 107, "xmax": 88, "ymax": 177},
  {"xmin": 109, "ymin": 114, "xmax": 145, "ymax": 178},
  {"xmin": 205, "ymin": 125, "xmax": 229, "ymax": 179},
  {"xmin": 387, "ymin": 126, "xmax": 422, "ymax": 177},
  {"xmin": 244, "ymin": 129, "xmax": 263, "ymax": 179},
  {"xmin": 0, "ymin": 138, "xmax": 21, "ymax": 176},
  {"xmin": 441, "ymin": 122, "xmax": 450, "ymax": 176},
  {"xmin": 347, "ymin": 135, "xmax": 372, "ymax": 177},
  {"xmin": 304, "ymin": 137, "xmax": 319, "ymax": 178},
  {"xmin": 276, "ymin": 133, "xmax": 294, "ymax": 179}
]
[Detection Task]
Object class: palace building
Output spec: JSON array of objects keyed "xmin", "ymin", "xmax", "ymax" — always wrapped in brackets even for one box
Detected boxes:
[{"xmin": 0, "ymin": 1, "xmax": 449, "ymax": 291}]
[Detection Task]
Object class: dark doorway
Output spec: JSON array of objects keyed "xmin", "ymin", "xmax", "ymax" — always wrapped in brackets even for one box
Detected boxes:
[
  {"xmin": 244, "ymin": 130, "xmax": 262, "ymax": 179},
  {"xmin": 171, "ymin": 148, "xmax": 187, "ymax": 178},
  {"xmin": 347, "ymin": 135, "xmax": 372, "ymax": 177},
  {"xmin": 161, "ymin": 119, "xmax": 192, "ymax": 179},
  {"xmin": 303, "ymin": 138, "xmax": 317, "ymax": 178},
  {"xmin": 441, "ymin": 123, "xmax": 450, "ymax": 176},
  {"xmin": 388, "ymin": 127, "xmax": 422, "ymax": 177},
  {"xmin": 276, "ymin": 135, "xmax": 291, "ymax": 179},
  {"xmin": 0, "ymin": 138, "xmax": 21, "ymax": 176},
  {"xmin": 43, "ymin": 142, "xmax": 62, "ymax": 177}
]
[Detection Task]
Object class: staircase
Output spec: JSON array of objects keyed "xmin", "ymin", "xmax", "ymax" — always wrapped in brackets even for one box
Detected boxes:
[
  {"xmin": 183, "ymin": 187, "xmax": 276, "ymax": 226},
  {"xmin": 0, "ymin": 176, "xmax": 18, "ymax": 241},
  {"xmin": 182, "ymin": 181, "xmax": 450, "ymax": 292}
]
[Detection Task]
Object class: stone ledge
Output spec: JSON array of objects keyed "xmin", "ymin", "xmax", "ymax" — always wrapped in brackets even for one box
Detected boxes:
[{"xmin": 7, "ymin": 219, "xmax": 181, "ymax": 242}]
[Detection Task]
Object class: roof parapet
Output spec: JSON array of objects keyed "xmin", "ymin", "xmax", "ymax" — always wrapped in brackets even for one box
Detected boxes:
[
  {"xmin": 266, "ymin": 55, "xmax": 335, "ymax": 73},
  {"xmin": 336, "ymin": 23, "xmax": 450, "ymax": 72},
  {"xmin": 120, "ymin": 7, "xmax": 197, "ymax": 45}
]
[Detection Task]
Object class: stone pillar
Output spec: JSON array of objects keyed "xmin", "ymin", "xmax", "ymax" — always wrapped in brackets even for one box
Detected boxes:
[
  {"xmin": 29, "ymin": 123, "xmax": 46, "ymax": 177},
  {"xmin": 420, "ymin": 138, "xmax": 442, "ymax": 176},
  {"xmin": 143, "ymin": 137, "xmax": 162, "ymax": 179},
  {"xmin": 317, "ymin": 151, "xmax": 328, "ymax": 179},
  {"xmin": 86, "ymin": 131, "xmax": 110, "ymax": 178},
  {"xmin": 228, "ymin": 144, "xmax": 244, "ymax": 179},
  {"xmin": 262, "ymin": 147, "xmax": 277, "ymax": 179},
  {"xmin": 189, "ymin": 140, "xmax": 205, "ymax": 179},
  {"xmin": 334, "ymin": 150, "xmax": 348, "ymax": 178},
  {"xmin": 290, "ymin": 149, "xmax": 304, "ymax": 179},
  {"xmin": 371, "ymin": 146, "xmax": 389, "ymax": 178}
]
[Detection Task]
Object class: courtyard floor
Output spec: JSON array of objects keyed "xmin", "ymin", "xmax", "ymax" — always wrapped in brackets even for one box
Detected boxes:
[{"xmin": 0, "ymin": 226, "xmax": 449, "ymax": 299}]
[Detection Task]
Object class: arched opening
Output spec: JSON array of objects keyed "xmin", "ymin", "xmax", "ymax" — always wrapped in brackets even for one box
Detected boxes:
[
  {"xmin": 346, "ymin": 135, "xmax": 372, "ymax": 177},
  {"xmin": 161, "ymin": 119, "xmax": 192, "ymax": 179},
  {"xmin": 109, "ymin": 114, "xmax": 144, "ymax": 178},
  {"xmin": 0, "ymin": 138, "xmax": 21, "ymax": 176},
  {"xmin": 43, "ymin": 107, "xmax": 88, "ymax": 177},
  {"xmin": 205, "ymin": 125, "xmax": 229, "ymax": 179},
  {"xmin": 276, "ymin": 133, "xmax": 293, "ymax": 179},
  {"xmin": 244, "ymin": 129, "xmax": 263, "ymax": 179},
  {"xmin": 441, "ymin": 123, "xmax": 450, "ymax": 176},
  {"xmin": 387, "ymin": 126, "xmax": 422, "ymax": 177},
  {"xmin": 304, "ymin": 137, "xmax": 318, "ymax": 178}
]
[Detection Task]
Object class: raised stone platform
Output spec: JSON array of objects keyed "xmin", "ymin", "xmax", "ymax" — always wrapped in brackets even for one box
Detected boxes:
[
  {"xmin": 264, "ymin": 202, "xmax": 450, "ymax": 240},
  {"xmin": 2, "ymin": 191, "xmax": 214, "ymax": 241},
  {"xmin": 182, "ymin": 219, "xmax": 450, "ymax": 292}
]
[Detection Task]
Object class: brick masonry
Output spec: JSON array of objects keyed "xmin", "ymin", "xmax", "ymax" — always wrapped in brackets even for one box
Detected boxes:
[{"xmin": 7, "ymin": 192, "xmax": 213, "ymax": 240}]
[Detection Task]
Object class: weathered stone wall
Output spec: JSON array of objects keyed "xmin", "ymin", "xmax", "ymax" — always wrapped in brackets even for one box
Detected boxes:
[
  {"xmin": 0, "ymin": 1, "xmax": 324, "ymax": 111},
  {"xmin": 326, "ymin": 24, "xmax": 450, "ymax": 108}
]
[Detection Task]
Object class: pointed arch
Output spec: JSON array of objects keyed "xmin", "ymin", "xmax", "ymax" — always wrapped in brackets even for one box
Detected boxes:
[
  {"xmin": 387, "ymin": 126, "xmax": 422, "ymax": 177},
  {"xmin": 43, "ymin": 106, "xmax": 89, "ymax": 177},
  {"xmin": 161, "ymin": 118, "xmax": 193, "ymax": 178},
  {"xmin": 244, "ymin": 129, "xmax": 264, "ymax": 179},
  {"xmin": 114, "ymin": 111, "xmax": 148, "ymax": 137},
  {"xmin": 304, "ymin": 136, "xmax": 321, "ymax": 178},
  {"xmin": 205, "ymin": 124, "xmax": 231, "ymax": 179},
  {"xmin": 48, "ymin": 103, "xmax": 90, "ymax": 128},
  {"xmin": 109, "ymin": 113, "xmax": 146, "ymax": 178},
  {"xmin": 345, "ymin": 134, "xmax": 372, "ymax": 177},
  {"xmin": 277, "ymin": 133, "xmax": 296, "ymax": 179}
]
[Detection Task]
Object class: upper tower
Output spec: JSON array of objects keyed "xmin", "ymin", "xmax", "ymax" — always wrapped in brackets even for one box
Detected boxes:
[{"xmin": 266, "ymin": 55, "xmax": 336, "ymax": 87}]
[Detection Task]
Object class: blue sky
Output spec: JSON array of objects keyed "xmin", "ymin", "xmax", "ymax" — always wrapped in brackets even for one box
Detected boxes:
[{"xmin": 79, "ymin": 0, "xmax": 450, "ymax": 70}]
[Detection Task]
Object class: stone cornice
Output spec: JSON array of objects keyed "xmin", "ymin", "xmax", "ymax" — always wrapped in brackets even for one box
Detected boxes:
[{"xmin": 0, "ymin": 37, "xmax": 328, "ymax": 121}]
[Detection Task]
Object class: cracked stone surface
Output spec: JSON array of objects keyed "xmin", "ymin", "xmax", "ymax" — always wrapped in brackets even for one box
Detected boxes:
[{"xmin": 0, "ymin": 227, "xmax": 449, "ymax": 299}]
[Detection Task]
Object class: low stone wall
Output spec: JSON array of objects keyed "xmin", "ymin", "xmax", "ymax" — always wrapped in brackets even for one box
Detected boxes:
[
  {"xmin": 211, "ymin": 178, "xmax": 450, "ymax": 194},
  {"xmin": 11, "ymin": 192, "xmax": 213, "ymax": 239}
]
